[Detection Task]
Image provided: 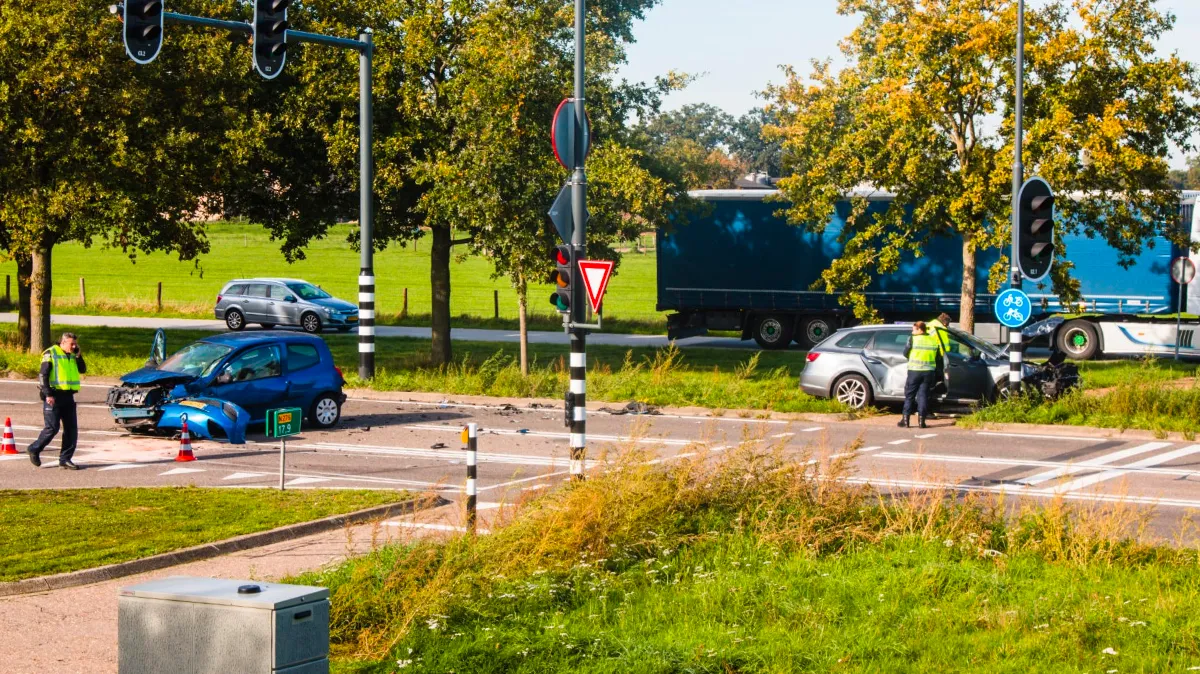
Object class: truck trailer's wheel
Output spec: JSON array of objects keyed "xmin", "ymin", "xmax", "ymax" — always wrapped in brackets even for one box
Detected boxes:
[
  {"xmin": 1057, "ymin": 320, "xmax": 1100, "ymax": 360},
  {"xmin": 752, "ymin": 315, "xmax": 794, "ymax": 350},
  {"xmin": 796, "ymin": 316, "xmax": 835, "ymax": 348}
]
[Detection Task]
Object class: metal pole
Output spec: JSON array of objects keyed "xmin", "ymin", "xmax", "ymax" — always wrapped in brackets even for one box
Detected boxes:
[
  {"xmin": 279, "ymin": 437, "xmax": 286, "ymax": 491},
  {"xmin": 465, "ymin": 423, "xmax": 477, "ymax": 534},
  {"xmin": 569, "ymin": 0, "xmax": 588, "ymax": 480},
  {"xmin": 1009, "ymin": 0, "xmax": 1026, "ymax": 390},
  {"xmin": 1177, "ymin": 280, "xmax": 1185, "ymax": 361},
  {"xmin": 358, "ymin": 29, "xmax": 376, "ymax": 380}
]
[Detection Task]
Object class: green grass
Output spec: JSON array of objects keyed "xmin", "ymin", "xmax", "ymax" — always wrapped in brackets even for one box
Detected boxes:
[
  {"xmin": 967, "ymin": 358, "xmax": 1200, "ymax": 435},
  {"xmin": 293, "ymin": 440, "xmax": 1200, "ymax": 673},
  {"xmin": 0, "ymin": 222, "xmax": 667, "ymax": 333},
  {"xmin": 0, "ymin": 488, "xmax": 408, "ymax": 582},
  {"xmin": 0, "ymin": 324, "xmax": 841, "ymax": 414}
]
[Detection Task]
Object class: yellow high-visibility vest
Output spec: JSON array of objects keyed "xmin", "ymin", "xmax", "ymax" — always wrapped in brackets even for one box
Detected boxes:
[
  {"xmin": 907, "ymin": 333, "xmax": 942, "ymax": 372},
  {"xmin": 43, "ymin": 345, "xmax": 81, "ymax": 392}
]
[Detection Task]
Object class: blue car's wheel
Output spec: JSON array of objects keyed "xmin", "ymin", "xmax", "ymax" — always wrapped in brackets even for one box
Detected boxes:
[{"xmin": 310, "ymin": 393, "xmax": 341, "ymax": 428}]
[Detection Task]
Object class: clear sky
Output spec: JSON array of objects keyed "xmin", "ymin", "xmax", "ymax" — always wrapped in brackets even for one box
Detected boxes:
[{"xmin": 618, "ymin": 1, "xmax": 1200, "ymax": 168}]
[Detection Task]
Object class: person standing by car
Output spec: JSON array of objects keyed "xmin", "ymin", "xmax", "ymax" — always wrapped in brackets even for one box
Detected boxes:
[
  {"xmin": 926, "ymin": 312, "xmax": 954, "ymax": 410},
  {"xmin": 900, "ymin": 321, "xmax": 943, "ymax": 429},
  {"xmin": 28, "ymin": 332, "xmax": 87, "ymax": 469}
]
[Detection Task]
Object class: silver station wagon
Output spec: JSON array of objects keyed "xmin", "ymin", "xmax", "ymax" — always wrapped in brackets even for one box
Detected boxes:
[
  {"xmin": 799, "ymin": 324, "xmax": 1036, "ymax": 409},
  {"xmin": 214, "ymin": 278, "xmax": 359, "ymax": 334}
]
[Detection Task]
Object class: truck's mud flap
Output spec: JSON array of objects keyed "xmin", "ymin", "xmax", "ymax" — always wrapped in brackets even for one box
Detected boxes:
[{"xmin": 156, "ymin": 398, "xmax": 250, "ymax": 445}]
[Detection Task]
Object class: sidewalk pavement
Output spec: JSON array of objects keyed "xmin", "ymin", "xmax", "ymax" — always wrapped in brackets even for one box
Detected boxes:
[{"xmin": 0, "ymin": 502, "xmax": 472, "ymax": 674}]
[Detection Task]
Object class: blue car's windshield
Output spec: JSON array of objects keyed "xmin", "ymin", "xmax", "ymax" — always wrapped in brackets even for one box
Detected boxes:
[
  {"xmin": 159, "ymin": 342, "xmax": 233, "ymax": 377},
  {"xmin": 286, "ymin": 283, "xmax": 331, "ymax": 301}
]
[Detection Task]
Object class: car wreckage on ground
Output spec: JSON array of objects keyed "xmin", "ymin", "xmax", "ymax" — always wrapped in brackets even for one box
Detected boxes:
[{"xmin": 106, "ymin": 330, "xmax": 347, "ymax": 443}]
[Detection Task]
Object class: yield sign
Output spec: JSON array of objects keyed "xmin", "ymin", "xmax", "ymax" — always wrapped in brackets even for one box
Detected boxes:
[{"xmin": 578, "ymin": 259, "xmax": 614, "ymax": 314}]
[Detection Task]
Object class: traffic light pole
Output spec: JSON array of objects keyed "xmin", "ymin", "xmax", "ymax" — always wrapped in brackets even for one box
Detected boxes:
[
  {"xmin": 1009, "ymin": 0, "xmax": 1026, "ymax": 391},
  {"xmin": 147, "ymin": 9, "xmax": 376, "ymax": 379},
  {"xmin": 569, "ymin": 0, "xmax": 588, "ymax": 480}
]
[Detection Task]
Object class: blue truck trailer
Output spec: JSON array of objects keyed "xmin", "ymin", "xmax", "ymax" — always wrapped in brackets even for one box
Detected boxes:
[{"xmin": 658, "ymin": 189, "xmax": 1200, "ymax": 359}]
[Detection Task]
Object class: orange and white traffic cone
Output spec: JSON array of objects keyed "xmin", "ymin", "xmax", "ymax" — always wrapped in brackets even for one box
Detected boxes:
[
  {"xmin": 1, "ymin": 418, "xmax": 17, "ymax": 455},
  {"xmin": 175, "ymin": 418, "xmax": 196, "ymax": 462}
]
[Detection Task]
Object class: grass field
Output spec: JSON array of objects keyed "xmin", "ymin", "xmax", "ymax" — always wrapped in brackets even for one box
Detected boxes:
[
  {"xmin": 0, "ymin": 324, "xmax": 839, "ymax": 414},
  {"xmin": 0, "ymin": 488, "xmax": 407, "ymax": 582},
  {"xmin": 0, "ymin": 223, "xmax": 665, "ymax": 332},
  {"xmin": 297, "ymin": 440, "xmax": 1200, "ymax": 673}
]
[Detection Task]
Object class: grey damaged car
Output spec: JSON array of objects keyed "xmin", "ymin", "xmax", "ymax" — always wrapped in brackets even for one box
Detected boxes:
[
  {"xmin": 799, "ymin": 324, "xmax": 1076, "ymax": 409},
  {"xmin": 215, "ymin": 278, "xmax": 358, "ymax": 333}
]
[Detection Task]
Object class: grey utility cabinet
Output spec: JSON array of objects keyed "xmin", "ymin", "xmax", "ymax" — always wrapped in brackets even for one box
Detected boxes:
[{"xmin": 118, "ymin": 576, "xmax": 330, "ymax": 674}]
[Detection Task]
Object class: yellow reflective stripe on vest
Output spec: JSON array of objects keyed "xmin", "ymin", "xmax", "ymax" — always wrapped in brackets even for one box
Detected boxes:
[
  {"xmin": 43, "ymin": 346, "xmax": 81, "ymax": 391},
  {"xmin": 908, "ymin": 334, "xmax": 941, "ymax": 372}
]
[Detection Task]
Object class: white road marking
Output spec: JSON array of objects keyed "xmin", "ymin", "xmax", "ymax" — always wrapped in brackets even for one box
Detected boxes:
[
  {"xmin": 709, "ymin": 445, "xmax": 730, "ymax": 453},
  {"xmin": 771, "ymin": 433, "xmax": 795, "ymax": 439},
  {"xmin": 859, "ymin": 446, "xmax": 883, "ymax": 452},
  {"xmin": 307, "ymin": 442, "xmax": 588, "ymax": 468},
  {"xmin": 0, "ymin": 399, "xmax": 108, "ymax": 410},
  {"xmin": 976, "ymin": 431, "xmax": 1107, "ymax": 442},
  {"xmin": 801, "ymin": 427, "xmax": 824, "ymax": 433},
  {"xmin": 406, "ymin": 423, "xmax": 694, "ymax": 447},
  {"xmin": 160, "ymin": 467, "xmax": 205, "ymax": 476},
  {"xmin": 386, "ymin": 521, "xmax": 491, "ymax": 534},
  {"xmin": 1018, "ymin": 442, "xmax": 1172, "ymax": 486},
  {"xmin": 286, "ymin": 477, "xmax": 331, "ymax": 486},
  {"xmin": 914, "ymin": 434, "xmax": 938, "ymax": 439},
  {"xmin": 0, "ymin": 380, "xmax": 109, "ymax": 390},
  {"xmin": 371, "ymin": 398, "xmax": 790, "ymax": 425},
  {"xmin": 224, "ymin": 472, "xmax": 268, "ymax": 480},
  {"xmin": 0, "ymin": 455, "xmax": 27, "ymax": 462},
  {"xmin": 97, "ymin": 464, "xmax": 145, "ymax": 471},
  {"xmin": 477, "ymin": 502, "xmax": 504, "ymax": 510},
  {"xmin": 13, "ymin": 425, "xmax": 123, "ymax": 436},
  {"xmin": 1050, "ymin": 445, "xmax": 1200, "ymax": 494},
  {"xmin": 845, "ymin": 476, "xmax": 1200, "ymax": 510},
  {"xmin": 522, "ymin": 484, "xmax": 548, "ymax": 491},
  {"xmin": 877, "ymin": 451, "xmax": 1200, "ymax": 480},
  {"xmin": 888, "ymin": 439, "xmax": 911, "ymax": 446},
  {"xmin": 481, "ymin": 471, "xmax": 572, "ymax": 492}
]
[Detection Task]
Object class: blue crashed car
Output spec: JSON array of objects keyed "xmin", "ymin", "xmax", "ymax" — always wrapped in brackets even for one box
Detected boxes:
[{"xmin": 106, "ymin": 330, "xmax": 347, "ymax": 443}]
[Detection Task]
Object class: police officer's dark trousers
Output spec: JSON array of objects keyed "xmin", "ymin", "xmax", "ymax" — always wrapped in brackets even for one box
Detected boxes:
[
  {"xmin": 29, "ymin": 391, "xmax": 78, "ymax": 463},
  {"xmin": 902, "ymin": 371, "xmax": 936, "ymax": 420}
]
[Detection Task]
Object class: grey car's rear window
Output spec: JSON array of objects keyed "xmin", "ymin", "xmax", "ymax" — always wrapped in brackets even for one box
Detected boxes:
[
  {"xmin": 246, "ymin": 284, "xmax": 270, "ymax": 297},
  {"xmin": 871, "ymin": 330, "xmax": 911, "ymax": 353},
  {"xmin": 224, "ymin": 285, "xmax": 246, "ymax": 296},
  {"xmin": 835, "ymin": 331, "xmax": 874, "ymax": 349}
]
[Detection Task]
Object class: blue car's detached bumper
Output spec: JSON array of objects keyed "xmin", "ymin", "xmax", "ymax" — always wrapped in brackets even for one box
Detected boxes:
[{"xmin": 157, "ymin": 398, "xmax": 250, "ymax": 445}]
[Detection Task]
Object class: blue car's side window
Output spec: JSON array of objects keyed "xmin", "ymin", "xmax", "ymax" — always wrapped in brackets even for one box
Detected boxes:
[
  {"xmin": 287, "ymin": 344, "xmax": 321, "ymax": 373},
  {"xmin": 219, "ymin": 345, "xmax": 282, "ymax": 382}
]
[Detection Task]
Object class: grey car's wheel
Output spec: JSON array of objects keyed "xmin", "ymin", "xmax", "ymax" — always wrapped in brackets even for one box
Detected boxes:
[
  {"xmin": 752, "ymin": 315, "xmax": 794, "ymax": 350},
  {"xmin": 301, "ymin": 312, "xmax": 323, "ymax": 334},
  {"xmin": 1056, "ymin": 320, "xmax": 1100, "ymax": 360},
  {"xmin": 832, "ymin": 374, "xmax": 873, "ymax": 409},
  {"xmin": 797, "ymin": 316, "xmax": 834, "ymax": 348},
  {"xmin": 310, "ymin": 394, "xmax": 341, "ymax": 428},
  {"xmin": 225, "ymin": 309, "xmax": 246, "ymax": 331}
]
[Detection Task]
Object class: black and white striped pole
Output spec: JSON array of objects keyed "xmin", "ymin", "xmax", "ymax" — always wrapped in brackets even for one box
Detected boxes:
[
  {"xmin": 1009, "ymin": 0, "xmax": 1025, "ymax": 390},
  {"xmin": 357, "ymin": 29, "xmax": 376, "ymax": 380},
  {"xmin": 568, "ymin": 0, "xmax": 588, "ymax": 480},
  {"xmin": 464, "ymin": 423, "xmax": 478, "ymax": 534}
]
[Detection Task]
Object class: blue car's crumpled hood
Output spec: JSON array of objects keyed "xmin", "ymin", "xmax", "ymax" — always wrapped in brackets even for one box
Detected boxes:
[
  {"xmin": 309, "ymin": 297, "xmax": 357, "ymax": 312},
  {"xmin": 120, "ymin": 367, "xmax": 197, "ymax": 386}
]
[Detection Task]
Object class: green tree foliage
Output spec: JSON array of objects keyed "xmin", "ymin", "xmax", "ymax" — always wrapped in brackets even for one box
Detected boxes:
[
  {"xmin": 275, "ymin": 0, "xmax": 682, "ymax": 365},
  {"xmin": 0, "ymin": 0, "xmax": 252, "ymax": 350},
  {"xmin": 1168, "ymin": 156, "xmax": 1200, "ymax": 190},
  {"xmin": 730, "ymin": 108, "xmax": 784, "ymax": 177},
  {"xmin": 769, "ymin": 0, "xmax": 1200, "ymax": 329},
  {"xmin": 637, "ymin": 102, "xmax": 744, "ymax": 189}
]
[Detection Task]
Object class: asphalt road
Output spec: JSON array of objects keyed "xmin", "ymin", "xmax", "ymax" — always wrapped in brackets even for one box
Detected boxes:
[{"xmin": 2, "ymin": 379, "xmax": 1198, "ymax": 539}]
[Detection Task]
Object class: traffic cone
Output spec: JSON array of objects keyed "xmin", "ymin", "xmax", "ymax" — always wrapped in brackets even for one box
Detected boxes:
[
  {"xmin": 175, "ymin": 419, "xmax": 196, "ymax": 462},
  {"xmin": 1, "ymin": 418, "xmax": 17, "ymax": 455}
]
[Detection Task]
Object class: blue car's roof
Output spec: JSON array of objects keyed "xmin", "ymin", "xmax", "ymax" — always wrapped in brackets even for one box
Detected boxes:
[{"xmin": 200, "ymin": 332, "xmax": 330, "ymax": 348}]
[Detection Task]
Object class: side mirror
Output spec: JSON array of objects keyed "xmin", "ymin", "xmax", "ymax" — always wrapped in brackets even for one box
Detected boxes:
[
  {"xmin": 286, "ymin": 296, "xmax": 297, "ymax": 303},
  {"xmin": 215, "ymin": 371, "xmax": 233, "ymax": 385},
  {"xmin": 970, "ymin": 349, "xmax": 983, "ymax": 361}
]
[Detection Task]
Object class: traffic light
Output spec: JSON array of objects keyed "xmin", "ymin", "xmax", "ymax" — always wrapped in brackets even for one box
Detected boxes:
[
  {"xmin": 253, "ymin": 0, "xmax": 289, "ymax": 79},
  {"xmin": 1016, "ymin": 177, "xmax": 1055, "ymax": 282},
  {"xmin": 123, "ymin": 0, "xmax": 164, "ymax": 64},
  {"xmin": 549, "ymin": 245, "xmax": 574, "ymax": 314}
]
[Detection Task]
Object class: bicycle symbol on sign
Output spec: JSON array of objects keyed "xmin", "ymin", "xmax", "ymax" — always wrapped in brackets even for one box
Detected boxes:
[
  {"xmin": 1002, "ymin": 294, "xmax": 1026, "ymax": 309},
  {"xmin": 1003, "ymin": 307, "xmax": 1024, "ymax": 323}
]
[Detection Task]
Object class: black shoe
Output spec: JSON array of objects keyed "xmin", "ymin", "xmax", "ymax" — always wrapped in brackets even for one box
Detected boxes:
[
  {"xmin": 59, "ymin": 460, "xmax": 81, "ymax": 470},
  {"xmin": 919, "ymin": 418, "xmax": 929, "ymax": 429},
  {"xmin": 897, "ymin": 417, "xmax": 910, "ymax": 428},
  {"xmin": 28, "ymin": 450, "xmax": 41, "ymax": 467}
]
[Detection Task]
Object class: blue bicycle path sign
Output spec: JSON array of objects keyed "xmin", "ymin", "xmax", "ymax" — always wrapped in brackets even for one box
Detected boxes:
[{"xmin": 995, "ymin": 288, "xmax": 1033, "ymax": 328}]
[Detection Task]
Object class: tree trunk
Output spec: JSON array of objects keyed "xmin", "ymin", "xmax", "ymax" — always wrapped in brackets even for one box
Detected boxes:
[
  {"xmin": 29, "ymin": 242, "xmax": 52, "ymax": 353},
  {"xmin": 429, "ymin": 225, "xmax": 453, "ymax": 365},
  {"xmin": 15, "ymin": 255, "xmax": 32, "ymax": 351},
  {"xmin": 517, "ymin": 278, "xmax": 529, "ymax": 377},
  {"xmin": 959, "ymin": 238, "xmax": 976, "ymax": 333}
]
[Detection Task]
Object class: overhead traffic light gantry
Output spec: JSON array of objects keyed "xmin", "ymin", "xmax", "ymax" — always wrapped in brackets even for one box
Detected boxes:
[
  {"xmin": 123, "ymin": 0, "xmax": 165, "ymax": 64},
  {"xmin": 253, "ymin": 0, "xmax": 290, "ymax": 79}
]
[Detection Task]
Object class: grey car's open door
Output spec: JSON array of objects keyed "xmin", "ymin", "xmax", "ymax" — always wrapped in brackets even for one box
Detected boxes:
[{"xmin": 862, "ymin": 329, "xmax": 911, "ymax": 397}]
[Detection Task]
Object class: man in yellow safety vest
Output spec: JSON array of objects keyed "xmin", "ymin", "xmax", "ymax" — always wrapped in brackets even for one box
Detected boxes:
[
  {"xmin": 27, "ymin": 332, "xmax": 87, "ymax": 469},
  {"xmin": 899, "ymin": 321, "xmax": 944, "ymax": 429}
]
